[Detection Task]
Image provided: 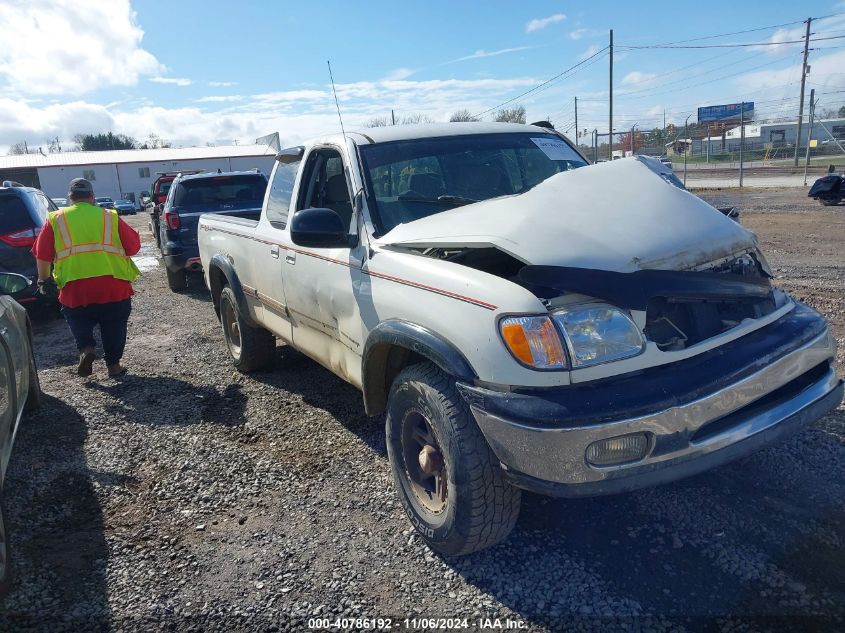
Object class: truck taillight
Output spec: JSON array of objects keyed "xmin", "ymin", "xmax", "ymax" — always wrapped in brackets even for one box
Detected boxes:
[{"xmin": 165, "ymin": 210, "xmax": 181, "ymax": 230}]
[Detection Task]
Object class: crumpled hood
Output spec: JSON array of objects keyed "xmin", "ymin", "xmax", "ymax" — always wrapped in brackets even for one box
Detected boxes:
[{"xmin": 376, "ymin": 157, "xmax": 757, "ymax": 273}]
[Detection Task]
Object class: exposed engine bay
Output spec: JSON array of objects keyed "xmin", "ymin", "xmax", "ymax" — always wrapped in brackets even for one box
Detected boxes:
[{"xmin": 410, "ymin": 245, "xmax": 777, "ymax": 352}]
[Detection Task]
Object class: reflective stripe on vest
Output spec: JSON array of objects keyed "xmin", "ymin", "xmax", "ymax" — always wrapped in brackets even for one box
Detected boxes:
[
  {"xmin": 48, "ymin": 203, "xmax": 140, "ymax": 287},
  {"xmin": 52, "ymin": 211, "xmax": 125, "ymax": 260}
]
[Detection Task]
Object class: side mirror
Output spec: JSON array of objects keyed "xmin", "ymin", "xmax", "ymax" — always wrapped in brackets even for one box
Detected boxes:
[
  {"xmin": 0, "ymin": 272, "xmax": 31, "ymax": 295},
  {"xmin": 290, "ymin": 207, "xmax": 355, "ymax": 248}
]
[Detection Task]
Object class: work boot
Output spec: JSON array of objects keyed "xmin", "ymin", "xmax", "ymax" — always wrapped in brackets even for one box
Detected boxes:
[
  {"xmin": 77, "ymin": 348, "xmax": 96, "ymax": 377},
  {"xmin": 107, "ymin": 363, "xmax": 127, "ymax": 378}
]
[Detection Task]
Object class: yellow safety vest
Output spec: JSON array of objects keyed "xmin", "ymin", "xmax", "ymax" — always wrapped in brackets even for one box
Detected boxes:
[{"xmin": 48, "ymin": 202, "xmax": 141, "ymax": 288}]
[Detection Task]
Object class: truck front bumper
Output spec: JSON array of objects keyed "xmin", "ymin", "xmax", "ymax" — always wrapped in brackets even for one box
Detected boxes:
[{"xmin": 460, "ymin": 303, "xmax": 843, "ymax": 497}]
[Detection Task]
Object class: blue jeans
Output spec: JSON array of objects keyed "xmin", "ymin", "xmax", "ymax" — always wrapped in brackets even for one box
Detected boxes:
[{"xmin": 61, "ymin": 299, "xmax": 132, "ymax": 365}]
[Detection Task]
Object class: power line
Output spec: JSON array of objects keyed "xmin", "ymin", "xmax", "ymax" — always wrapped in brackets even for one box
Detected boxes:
[
  {"xmin": 620, "ymin": 35, "xmax": 845, "ymax": 50},
  {"xmin": 473, "ymin": 46, "xmax": 608, "ymax": 118},
  {"xmin": 622, "ymin": 18, "xmax": 806, "ymax": 47}
]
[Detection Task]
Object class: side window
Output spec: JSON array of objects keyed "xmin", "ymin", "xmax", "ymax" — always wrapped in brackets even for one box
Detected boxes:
[
  {"xmin": 28, "ymin": 192, "xmax": 50, "ymax": 221},
  {"xmin": 296, "ymin": 148, "xmax": 354, "ymax": 232},
  {"xmin": 265, "ymin": 160, "xmax": 301, "ymax": 228}
]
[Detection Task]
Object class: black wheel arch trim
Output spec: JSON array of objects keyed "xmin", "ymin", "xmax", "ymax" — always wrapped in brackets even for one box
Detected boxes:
[
  {"xmin": 362, "ymin": 319, "xmax": 478, "ymax": 416},
  {"xmin": 207, "ymin": 254, "xmax": 255, "ymax": 326}
]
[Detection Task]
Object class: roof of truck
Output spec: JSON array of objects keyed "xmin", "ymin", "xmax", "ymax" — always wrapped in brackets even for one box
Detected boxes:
[{"xmin": 346, "ymin": 122, "xmax": 564, "ymax": 145}]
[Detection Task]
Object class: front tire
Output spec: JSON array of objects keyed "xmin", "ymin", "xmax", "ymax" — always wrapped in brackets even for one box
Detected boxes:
[
  {"xmin": 386, "ymin": 362, "xmax": 521, "ymax": 556},
  {"xmin": 218, "ymin": 286, "xmax": 275, "ymax": 372},
  {"xmin": 166, "ymin": 267, "xmax": 187, "ymax": 292}
]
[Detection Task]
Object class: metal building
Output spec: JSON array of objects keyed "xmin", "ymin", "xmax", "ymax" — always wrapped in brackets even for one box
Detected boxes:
[{"xmin": 0, "ymin": 144, "xmax": 276, "ymax": 206}]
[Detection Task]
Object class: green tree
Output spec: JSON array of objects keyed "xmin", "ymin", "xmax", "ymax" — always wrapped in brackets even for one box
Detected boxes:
[{"xmin": 73, "ymin": 132, "xmax": 137, "ymax": 151}]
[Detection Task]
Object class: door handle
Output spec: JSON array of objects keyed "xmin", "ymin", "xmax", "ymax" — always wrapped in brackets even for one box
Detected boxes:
[
  {"xmin": 285, "ymin": 252, "xmax": 296, "ymax": 265},
  {"xmin": 270, "ymin": 247, "xmax": 279, "ymax": 259}
]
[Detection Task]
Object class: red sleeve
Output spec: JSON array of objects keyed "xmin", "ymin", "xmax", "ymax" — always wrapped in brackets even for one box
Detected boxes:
[
  {"xmin": 32, "ymin": 221, "xmax": 56, "ymax": 261},
  {"xmin": 117, "ymin": 219, "xmax": 141, "ymax": 256}
]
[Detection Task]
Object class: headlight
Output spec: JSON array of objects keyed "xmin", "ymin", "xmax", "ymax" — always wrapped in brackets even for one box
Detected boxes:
[
  {"xmin": 499, "ymin": 315, "xmax": 567, "ymax": 369},
  {"xmin": 551, "ymin": 304, "xmax": 645, "ymax": 368}
]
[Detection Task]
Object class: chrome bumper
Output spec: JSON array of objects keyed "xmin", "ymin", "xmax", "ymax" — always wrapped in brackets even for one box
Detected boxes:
[{"xmin": 469, "ymin": 329, "xmax": 842, "ymax": 494}]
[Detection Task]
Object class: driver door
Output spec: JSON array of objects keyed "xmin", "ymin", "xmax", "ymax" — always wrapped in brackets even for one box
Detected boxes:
[{"xmin": 283, "ymin": 146, "xmax": 368, "ymax": 387}]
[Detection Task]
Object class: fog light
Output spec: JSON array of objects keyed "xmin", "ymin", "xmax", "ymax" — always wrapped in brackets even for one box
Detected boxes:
[{"xmin": 586, "ymin": 433, "xmax": 649, "ymax": 466}]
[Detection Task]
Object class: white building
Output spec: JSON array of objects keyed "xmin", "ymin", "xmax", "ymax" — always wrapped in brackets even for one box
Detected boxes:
[{"xmin": 0, "ymin": 144, "xmax": 277, "ymax": 206}]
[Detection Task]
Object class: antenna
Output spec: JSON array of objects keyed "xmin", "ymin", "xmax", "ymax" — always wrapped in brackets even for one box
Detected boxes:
[{"xmin": 327, "ymin": 60, "xmax": 347, "ymax": 139}]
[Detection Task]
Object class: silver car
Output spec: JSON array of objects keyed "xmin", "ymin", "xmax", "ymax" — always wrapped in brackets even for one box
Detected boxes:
[{"xmin": 0, "ymin": 272, "xmax": 42, "ymax": 596}]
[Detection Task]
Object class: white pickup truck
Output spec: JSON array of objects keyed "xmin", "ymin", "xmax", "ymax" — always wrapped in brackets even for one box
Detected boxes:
[{"xmin": 198, "ymin": 122, "xmax": 843, "ymax": 555}]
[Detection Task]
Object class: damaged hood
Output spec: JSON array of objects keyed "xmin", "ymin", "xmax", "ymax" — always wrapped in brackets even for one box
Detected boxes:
[{"xmin": 376, "ymin": 157, "xmax": 757, "ymax": 272}]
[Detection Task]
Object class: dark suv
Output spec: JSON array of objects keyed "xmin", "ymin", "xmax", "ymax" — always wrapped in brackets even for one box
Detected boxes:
[
  {"xmin": 159, "ymin": 170, "xmax": 268, "ymax": 291},
  {"xmin": 0, "ymin": 181, "xmax": 59, "ymax": 305}
]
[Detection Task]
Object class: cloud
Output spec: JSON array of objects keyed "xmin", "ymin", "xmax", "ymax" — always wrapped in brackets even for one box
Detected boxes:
[
  {"xmin": 569, "ymin": 28, "xmax": 598, "ymax": 40},
  {"xmin": 150, "ymin": 77, "xmax": 192, "ymax": 86},
  {"xmin": 0, "ymin": 0, "xmax": 163, "ymax": 96},
  {"xmin": 195, "ymin": 95, "xmax": 244, "ymax": 103},
  {"xmin": 578, "ymin": 45, "xmax": 600, "ymax": 61},
  {"xmin": 449, "ymin": 46, "xmax": 537, "ymax": 63},
  {"xmin": 0, "ymin": 76, "xmax": 543, "ymax": 152},
  {"xmin": 737, "ymin": 49, "xmax": 845, "ymax": 92},
  {"xmin": 526, "ymin": 13, "xmax": 566, "ymax": 33},
  {"xmin": 208, "ymin": 81, "xmax": 238, "ymax": 87},
  {"xmin": 383, "ymin": 68, "xmax": 415, "ymax": 81},
  {"xmin": 621, "ymin": 71, "xmax": 658, "ymax": 86}
]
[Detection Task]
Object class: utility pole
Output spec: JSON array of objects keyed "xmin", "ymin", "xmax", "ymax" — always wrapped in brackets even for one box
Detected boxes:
[
  {"xmin": 804, "ymin": 88, "xmax": 816, "ymax": 186},
  {"xmin": 574, "ymin": 97, "xmax": 578, "ymax": 148},
  {"xmin": 739, "ymin": 101, "xmax": 745, "ymax": 188},
  {"xmin": 391, "ymin": 109, "xmax": 396, "ymax": 125},
  {"xmin": 794, "ymin": 17, "xmax": 812, "ymax": 166},
  {"xmin": 593, "ymin": 129, "xmax": 598, "ymax": 163},
  {"xmin": 609, "ymin": 29, "xmax": 613, "ymax": 161},
  {"xmin": 706, "ymin": 123, "xmax": 710, "ymax": 164},
  {"xmin": 683, "ymin": 114, "xmax": 691, "ymax": 187},
  {"xmin": 662, "ymin": 109, "xmax": 666, "ymax": 153}
]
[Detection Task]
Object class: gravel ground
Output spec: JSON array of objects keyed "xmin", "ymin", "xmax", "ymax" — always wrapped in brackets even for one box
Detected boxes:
[{"xmin": 0, "ymin": 194, "xmax": 843, "ymax": 632}]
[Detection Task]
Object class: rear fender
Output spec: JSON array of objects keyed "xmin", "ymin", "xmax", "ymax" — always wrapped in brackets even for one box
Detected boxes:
[{"xmin": 207, "ymin": 254, "xmax": 255, "ymax": 326}]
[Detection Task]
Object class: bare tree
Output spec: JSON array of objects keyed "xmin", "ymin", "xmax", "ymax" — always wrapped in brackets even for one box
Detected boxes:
[
  {"xmin": 7, "ymin": 142, "xmax": 29, "ymax": 155},
  {"xmin": 495, "ymin": 105, "xmax": 526, "ymax": 124},
  {"xmin": 449, "ymin": 109, "xmax": 480, "ymax": 122},
  {"xmin": 399, "ymin": 113, "xmax": 435, "ymax": 125},
  {"xmin": 365, "ymin": 116, "xmax": 391, "ymax": 128}
]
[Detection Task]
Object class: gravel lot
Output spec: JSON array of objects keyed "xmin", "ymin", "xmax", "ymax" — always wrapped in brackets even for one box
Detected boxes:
[{"xmin": 1, "ymin": 192, "xmax": 843, "ymax": 632}]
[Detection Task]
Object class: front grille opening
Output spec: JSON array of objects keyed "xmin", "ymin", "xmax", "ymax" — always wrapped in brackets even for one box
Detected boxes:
[
  {"xmin": 645, "ymin": 294, "xmax": 776, "ymax": 351},
  {"xmin": 690, "ymin": 361, "xmax": 831, "ymax": 444}
]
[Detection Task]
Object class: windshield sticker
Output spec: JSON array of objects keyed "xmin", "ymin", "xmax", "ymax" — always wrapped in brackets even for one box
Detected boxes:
[{"xmin": 531, "ymin": 137, "xmax": 573, "ymax": 160}]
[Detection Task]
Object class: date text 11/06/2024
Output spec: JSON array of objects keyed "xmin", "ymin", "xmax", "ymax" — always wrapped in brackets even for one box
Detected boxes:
[{"xmin": 307, "ymin": 617, "xmax": 528, "ymax": 630}]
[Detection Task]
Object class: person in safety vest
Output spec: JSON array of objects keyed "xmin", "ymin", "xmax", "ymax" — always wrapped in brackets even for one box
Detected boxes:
[{"xmin": 32, "ymin": 178, "xmax": 141, "ymax": 378}]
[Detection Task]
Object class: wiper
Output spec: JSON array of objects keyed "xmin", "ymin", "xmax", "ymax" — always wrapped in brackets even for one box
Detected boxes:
[{"xmin": 397, "ymin": 193, "xmax": 478, "ymax": 206}]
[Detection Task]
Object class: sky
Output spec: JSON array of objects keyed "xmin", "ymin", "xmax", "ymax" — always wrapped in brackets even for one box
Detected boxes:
[{"xmin": 2, "ymin": 0, "xmax": 845, "ymax": 154}]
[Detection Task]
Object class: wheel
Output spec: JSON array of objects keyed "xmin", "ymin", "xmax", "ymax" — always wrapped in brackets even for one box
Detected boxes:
[
  {"xmin": 385, "ymin": 362, "xmax": 521, "ymax": 556},
  {"xmin": 24, "ymin": 336, "xmax": 42, "ymax": 411},
  {"xmin": 0, "ymin": 492, "xmax": 11, "ymax": 598},
  {"xmin": 166, "ymin": 267, "xmax": 187, "ymax": 292},
  {"xmin": 218, "ymin": 286, "xmax": 275, "ymax": 372}
]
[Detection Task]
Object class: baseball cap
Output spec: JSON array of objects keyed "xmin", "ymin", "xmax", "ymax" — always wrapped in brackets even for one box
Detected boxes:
[{"xmin": 68, "ymin": 178, "xmax": 93, "ymax": 195}]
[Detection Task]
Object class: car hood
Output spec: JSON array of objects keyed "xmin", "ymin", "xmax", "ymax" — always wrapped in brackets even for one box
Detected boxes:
[{"xmin": 376, "ymin": 157, "xmax": 757, "ymax": 272}]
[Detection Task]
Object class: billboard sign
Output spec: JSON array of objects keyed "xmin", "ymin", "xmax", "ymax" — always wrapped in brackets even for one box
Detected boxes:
[{"xmin": 697, "ymin": 102, "xmax": 754, "ymax": 123}]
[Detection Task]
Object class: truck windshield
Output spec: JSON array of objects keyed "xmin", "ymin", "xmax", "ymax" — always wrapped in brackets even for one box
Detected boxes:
[
  {"xmin": 173, "ymin": 175, "xmax": 266, "ymax": 207},
  {"xmin": 359, "ymin": 132, "xmax": 587, "ymax": 234}
]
